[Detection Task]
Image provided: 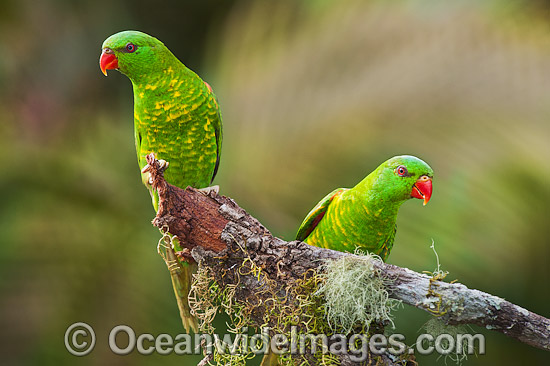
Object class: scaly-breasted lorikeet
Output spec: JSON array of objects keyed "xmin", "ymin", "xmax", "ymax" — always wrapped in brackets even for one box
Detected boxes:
[
  {"xmin": 100, "ymin": 30, "xmax": 222, "ymax": 332},
  {"xmin": 296, "ymin": 155, "xmax": 433, "ymax": 261}
]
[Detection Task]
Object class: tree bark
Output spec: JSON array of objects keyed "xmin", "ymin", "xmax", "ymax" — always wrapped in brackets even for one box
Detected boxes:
[{"xmin": 144, "ymin": 154, "xmax": 550, "ymax": 364}]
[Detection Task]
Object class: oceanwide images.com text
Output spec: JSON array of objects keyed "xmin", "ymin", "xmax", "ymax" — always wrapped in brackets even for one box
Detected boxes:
[{"xmin": 65, "ymin": 322, "xmax": 485, "ymax": 360}]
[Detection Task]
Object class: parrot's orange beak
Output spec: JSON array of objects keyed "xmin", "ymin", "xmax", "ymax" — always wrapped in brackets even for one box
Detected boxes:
[
  {"xmin": 411, "ymin": 175, "xmax": 432, "ymax": 206},
  {"xmin": 100, "ymin": 48, "xmax": 118, "ymax": 76}
]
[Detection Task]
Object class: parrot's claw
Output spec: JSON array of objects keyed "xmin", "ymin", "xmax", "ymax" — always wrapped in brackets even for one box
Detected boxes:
[
  {"xmin": 141, "ymin": 163, "xmax": 153, "ymax": 185},
  {"xmin": 199, "ymin": 185, "xmax": 219, "ymax": 195},
  {"xmin": 142, "ymin": 159, "xmax": 169, "ymax": 186},
  {"xmin": 141, "ymin": 159, "xmax": 168, "ymax": 174},
  {"xmin": 158, "ymin": 159, "xmax": 169, "ymax": 171}
]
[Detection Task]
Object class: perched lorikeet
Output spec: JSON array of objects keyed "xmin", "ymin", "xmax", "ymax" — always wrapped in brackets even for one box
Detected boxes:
[
  {"xmin": 100, "ymin": 30, "xmax": 222, "ymax": 332},
  {"xmin": 296, "ymin": 155, "xmax": 433, "ymax": 260}
]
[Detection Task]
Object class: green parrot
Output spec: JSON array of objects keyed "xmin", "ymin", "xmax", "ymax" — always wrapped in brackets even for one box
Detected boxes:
[
  {"xmin": 259, "ymin": 156, "xmax": 434, "ymax": 365},
  {"xmin": 100, "ymin": 30, "xmax": 222, "ymax": 333},
  {"xmin": 296, "ymin": 155, "xmax": 433, "ymax": 261}
]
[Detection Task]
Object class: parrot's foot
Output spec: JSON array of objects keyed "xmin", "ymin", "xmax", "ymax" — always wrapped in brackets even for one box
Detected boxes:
[
  {"xmin": 199, "ymin": 185, "xmax": 219, "ymax": 195},
  {"xmin": 142, "ymin": 159, "xmax": 169, "ymax": 184},
  {"xmin": 141, "ymin": 159, "xmax": 169, "ymax": 173},
  {"xmin": 176, "ymin": 248, "xmax": 193, "ymax": 262},
  {"xmin": 158, "ymin": 159, "xmax": 169, "ymax": 170}
]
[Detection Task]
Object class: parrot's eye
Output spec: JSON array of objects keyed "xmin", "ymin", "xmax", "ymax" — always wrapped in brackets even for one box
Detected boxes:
[
  {"xmin": 125, "ymin": 43, "xmax": 137, "ymax": 53},
  {"xmin": 396, "ymin": 165, "xmax": 408, "ymax": 177}
]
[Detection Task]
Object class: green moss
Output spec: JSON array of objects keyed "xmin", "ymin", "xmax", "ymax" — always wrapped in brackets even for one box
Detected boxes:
[
  {"xmin": 422, "ymin": 240, "xmax": 452, "ymax": 317},
  {"xmin": 419, "ymin": 243, "xmax": 477, "ymax": 365},
  {"xmin": 188, "ymin": 245, "xmax": 400, "ymax": 365},
  {"xmin": 315, "ymin": 252, "xmax": 400, "ymax": 335},
  {"xmin": 426, "ymin": 239, "xmax": 449, "ymax": 281}
]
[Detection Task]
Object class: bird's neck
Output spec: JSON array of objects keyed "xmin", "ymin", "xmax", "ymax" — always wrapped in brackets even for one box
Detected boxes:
[
  {"xmin": 131, "ymin": 65, "xmax": 197, "ymax": 120},
  {"xmin": 132, "ymin": 66, "xmax": 193, "ymax": 95},
  {"xmin": 349, "ymin": 174, "xmax": 404, "ymax": 226}
]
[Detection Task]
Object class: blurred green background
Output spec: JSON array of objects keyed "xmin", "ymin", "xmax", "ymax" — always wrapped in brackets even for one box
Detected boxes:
[{"xmin": 1, "ymin": 0, "xmax": 548, "ymax": 364}]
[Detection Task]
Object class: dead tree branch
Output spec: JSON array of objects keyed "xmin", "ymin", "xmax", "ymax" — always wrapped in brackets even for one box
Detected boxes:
[{"xmin": 145, "ymin": 154, "xmax": 550, "ymax": 361}]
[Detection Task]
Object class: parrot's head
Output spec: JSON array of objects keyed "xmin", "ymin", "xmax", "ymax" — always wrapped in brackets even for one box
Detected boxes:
[
  {"xmin": 100, "ymin": 30, "xmax": 174, "ymax": 80},
  {"xmin": 370, "ymin": 155, "xmax": 434, "ymax": 206}
]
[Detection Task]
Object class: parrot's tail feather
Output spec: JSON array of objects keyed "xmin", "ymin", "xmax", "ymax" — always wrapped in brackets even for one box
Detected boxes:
[
  {"xmin": 180, "ymin": 313, "xmax": 199, "ymax": 334},
  {"xmin": 260, "ymin": 352, "xmax": 279, "ymax": 366},
  {"xmin": 167, "ymin": 255, "xmax": 199, "ymax": 333},
  {"xmin": 160, "ymin": 235, "xmax": 199, "ymax": 334}
]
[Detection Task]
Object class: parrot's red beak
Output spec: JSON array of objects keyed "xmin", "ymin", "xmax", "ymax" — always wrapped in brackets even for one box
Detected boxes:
[
  {"xmin": 411, "ymin": 175, "xmax": 432, "ymax": 206},
  {"xmin": 100, "ymin": 48, "xmax": 118, "ymax": 76}
]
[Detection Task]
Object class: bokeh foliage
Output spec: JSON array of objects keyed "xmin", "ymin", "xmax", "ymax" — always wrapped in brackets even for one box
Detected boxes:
[{"xmin": 0, "ymin": 0, "xmax": 548, "ymax": 365}]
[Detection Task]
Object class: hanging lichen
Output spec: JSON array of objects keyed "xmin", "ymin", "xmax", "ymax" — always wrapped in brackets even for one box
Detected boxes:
[{"xmin": 188, "ymin": 241, "xmax": 404, "ymax": 365}]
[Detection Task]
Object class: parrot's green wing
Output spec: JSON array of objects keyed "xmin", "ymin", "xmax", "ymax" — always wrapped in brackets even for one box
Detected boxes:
[
  {"xmin": 378, "ymin": 224, "xmax": 397, "ymax": 261},
  {"xmin": 204, "ymin": 81, "xmax": 222, "ymax": 184},
  {"xmin": 296, "ymin": 188, "xmax": 346, "ymax": 242}
]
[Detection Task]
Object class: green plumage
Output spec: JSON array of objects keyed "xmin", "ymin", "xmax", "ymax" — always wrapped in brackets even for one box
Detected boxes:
[
  {"xmin": 101, "ymin": 30, "xmax": 222, "ymax": 332},
  {"xmin": 132, "ymin": 65, "xmax": 221, "ymax": 207},
  {"xmin": 296, "ymin": 155, "xmax": 433, "ymax": 261},
  {"xmin": 102, "ymin": 30, "xmax": 222, "ymax": 208}
]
